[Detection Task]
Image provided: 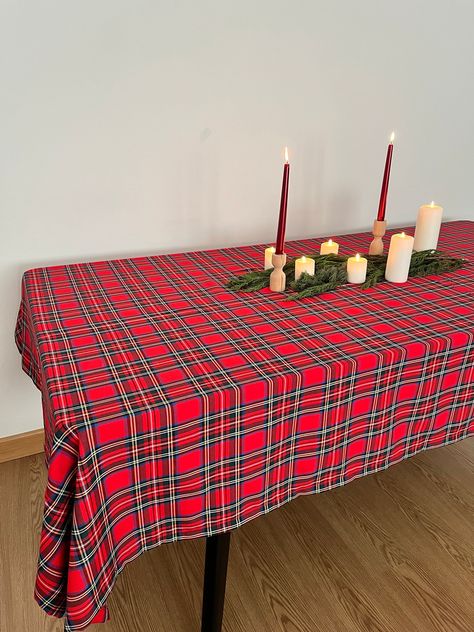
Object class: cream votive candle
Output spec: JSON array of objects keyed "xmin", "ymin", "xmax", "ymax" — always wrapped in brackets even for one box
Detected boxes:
[
  {"xmin": 347, "ymin": 253, "xmax": 367, "ymax": 284},
  {"xmin": 385, "ymin": 232, "xmax": 414, "ymax": 283},
  {"xmin": 294, "ymin": 255, "xmax": 315, "ymax": 281},
  {"xmin": 413, "ymin": 201, "xmax": 443, "ymax": 251},
  {"xmin": 320, "ymin": 238, "xmax": 339, "ymax": 255},
  {"xmin": 264, "ymin": 246, "xmax": 275, "ymax": 270}
]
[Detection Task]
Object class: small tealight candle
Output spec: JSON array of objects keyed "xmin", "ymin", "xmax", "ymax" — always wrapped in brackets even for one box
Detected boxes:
[
  {"xmin": 385, "ymin": 232, "xmax": 414, "ymax": 283},
  {"xmin": 294, "ymin": 255, "xmax": 315, "ymax": 281},
  {"xmin": 347, "ymin": 253, "xmax": 367, "ymax": 284},
  {"xmin": 320, "ymin": 238, "xmax": 339, "ymax": 255},
  {"xmin": 264, "ymin": 246, "xmax": 275, "ymax": 270},
  {"xmin": 413, "ymin": 201, "xmax": 444, "ymax": 251}
]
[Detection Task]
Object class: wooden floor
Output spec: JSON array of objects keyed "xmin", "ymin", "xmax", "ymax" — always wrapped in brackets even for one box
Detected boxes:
[{"xmin": 1, "ymin": 440, "xmax": 473, "ymax": 632}]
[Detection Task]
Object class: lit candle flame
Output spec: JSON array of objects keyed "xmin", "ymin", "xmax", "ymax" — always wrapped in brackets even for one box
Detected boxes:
[
  {"xmin": 284, "ymin": 146, "xmax": 289, "ymax": 163},
  {"xmin": 328, "ymin": 238, "xmax": 333, "ymax": 245},
  {"xmin": 430, "ymin": 200, "xmax": 435, "ymax": 207},
  {"xmin": 390, "ymin": 131, "xmax": 395, "ymax": 143},
  {"xmin": 355, "ymin": 253, "xmax": 360, "ymax": 261},
  {"xmin": 401, "ymin": 232, "xmax": 406, "ymax": 237},
  {"xmin": 270, "ymin": 246, "xmax": 275, "ymax": 253},
  {"xmin": 301, "ymin": 256, "xmax": 306, "ymax": 262}
]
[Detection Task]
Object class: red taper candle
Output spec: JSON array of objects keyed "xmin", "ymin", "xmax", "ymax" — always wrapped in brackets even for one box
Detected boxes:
[
  {"xmin": 376, "ymin": 132, "xmax": 395, "ymax": 222},
  {"xmin": 275, "ymin": 147, "xmax": 290, "ymax": 254}
]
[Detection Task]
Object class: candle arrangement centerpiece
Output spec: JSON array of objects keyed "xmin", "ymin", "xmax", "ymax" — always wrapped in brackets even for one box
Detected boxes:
[
  {"xmin": 235, "ymin": 140, "xmax": 466, "ymax": 301},
  {"xmin": 227, "ymin": 250, "xmax": 465, "ymax": 300}
]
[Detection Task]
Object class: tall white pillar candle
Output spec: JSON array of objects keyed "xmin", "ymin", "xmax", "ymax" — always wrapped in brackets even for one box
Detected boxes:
[
  {"xmin": 347, "ymin": 253, "xmax": 367, "ymax": 284},
  {"xmin": 385, "ymin": 232, "xmax": 414, "ymax": 283},
  {"xmin": 294, "ymin": 256, "xmax": 315, "ymax": 281},
  {"xmin": 320, "ymin": 239, "xmax": 339, "ymax": 255},
  {"xmin": 413, "ymin": 202, "xmax": 443, "ymax": 251},
  {"xmin": 264, "ymin": 246, "xmax": 275, "ymax": 270}
]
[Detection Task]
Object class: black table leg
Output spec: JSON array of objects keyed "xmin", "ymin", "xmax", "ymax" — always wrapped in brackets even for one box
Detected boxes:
[{"xmin": 201, "ymin": 531, "xmax": 231, "ymax": 632}]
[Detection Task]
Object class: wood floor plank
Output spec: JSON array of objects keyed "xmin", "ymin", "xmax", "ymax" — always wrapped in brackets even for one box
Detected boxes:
[
  {"xmin": 281, "ymin": 499, "xmax": 400, "ymax": 632},
  {"xmin": 1, "ymin": 440, "xmax": 473, "ymax": 632},
  {"xmin": 233, "ymin": 514, "xmax": 337, "ymax": 632},
  {"xmin": 322, "ymin": 466, "xmax": 474, "ymax": 620},
  {"xmin": 407, "ymin": 456, "xmax": 474, "ymax": 517},
  {"xmin": 375, "ymin": 469, "xmax": 473, "ymax": 575},
  {"xmin": 310, "ymin": 479, "xmax": 472, "ymax": 631}
]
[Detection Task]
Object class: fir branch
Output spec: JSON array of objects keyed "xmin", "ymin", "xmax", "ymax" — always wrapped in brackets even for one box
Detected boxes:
[
  {"xmin": 285, "ymin": 266, "xmax": 347, "ymax": 300},
  {"xmin": 226, "ymin": 269, "xmax": 271, "ymax": 292},
  {"xmin": 361, "ymin": 266, "xmax": 385, "ymax": 289},
  {"xmin": 408, "ymin": 251, "xmax": 465, "ymax": 278}
]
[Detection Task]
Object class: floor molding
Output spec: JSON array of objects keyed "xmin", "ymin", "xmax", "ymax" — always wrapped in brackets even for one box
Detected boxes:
[{"xmin": 0, "ymin": 429, "xmax": 44, "ymax": 464}]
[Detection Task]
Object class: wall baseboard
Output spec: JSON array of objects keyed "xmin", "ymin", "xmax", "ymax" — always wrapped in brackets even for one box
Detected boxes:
[{"xmin": 0, "ymin": 429, "xmax": 44, "ymax": 464}]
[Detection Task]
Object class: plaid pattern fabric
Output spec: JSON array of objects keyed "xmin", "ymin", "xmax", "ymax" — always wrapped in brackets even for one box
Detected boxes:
[{"xmin": 15, "ymin": 221, "xmax": 474, "ymax": 631}]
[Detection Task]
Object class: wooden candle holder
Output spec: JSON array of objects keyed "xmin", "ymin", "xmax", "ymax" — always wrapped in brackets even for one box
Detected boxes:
[
  {"xmin": 368, "ymin": 219, "xmax": 387, "ymax": 255},
  {"xmin": 269, "ymin": 253, "xmax": 287, "ymax": 292}
]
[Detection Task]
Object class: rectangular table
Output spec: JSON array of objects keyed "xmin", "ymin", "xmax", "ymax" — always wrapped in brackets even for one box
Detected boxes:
[{"xmin": 16, "ymin": 221, "xmax": 474, "ymax": 631}]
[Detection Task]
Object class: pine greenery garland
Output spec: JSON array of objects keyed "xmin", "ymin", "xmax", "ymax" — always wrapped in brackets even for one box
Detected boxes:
[{"xmin": 226, "ymin": 251, "xmax": 466, "ymax": 301}]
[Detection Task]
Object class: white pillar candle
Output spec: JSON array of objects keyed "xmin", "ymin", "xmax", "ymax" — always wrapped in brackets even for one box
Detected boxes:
[
  {"xmin": 320, "ymin": 238, "xmax": 339, "ymax": 255},
  {"xmin": 385, "ymin": 232, "xmax": 414, "ymax": 283},
  {"xmin": 347, "ymin": 253, "xmax": 367, "ymax": 284},
  {"xmin": 413, "ymin": 201, "xmax": 443, "ymax": 251},
  {"xmin": 294, "ymin": 255, "xmax": 315, "ymax": 281},
  {"xmin": 264, "ymin": 246, "xmax": 275, "ymax": 270}
]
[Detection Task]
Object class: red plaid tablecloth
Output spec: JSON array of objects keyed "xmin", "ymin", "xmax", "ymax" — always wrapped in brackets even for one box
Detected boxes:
[{"xmin": 16, "ymin": 221, "xmax": 474, "ymax": 631}]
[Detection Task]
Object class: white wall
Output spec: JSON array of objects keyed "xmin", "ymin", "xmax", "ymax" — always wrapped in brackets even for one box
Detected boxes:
[{"xmin": 1, "ymin": 0, "xmax": 473, "ymax": 437}]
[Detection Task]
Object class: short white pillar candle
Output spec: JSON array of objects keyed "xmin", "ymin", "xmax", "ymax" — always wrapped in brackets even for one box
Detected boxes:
[
  {"xmin": 264, "ymin": 246, "xmax": 275, "ymax": 270},
  {"xmin": 347, "ymin": 253, "xmax": 368, "ymax": 284},
  {"xmin": 294, "ymin": 255, "xmax": 315, "ymax": 281},
  {"xmin": 413, "ymin": 201, "xmax": 443, "ymax": 251},
  {"xmin": 385, "ymin": 232, "xmax": 414, "ymax": 283},
  {"xmin": 320, "ymin": 238, "xmax": 339, "ymax": 255}
]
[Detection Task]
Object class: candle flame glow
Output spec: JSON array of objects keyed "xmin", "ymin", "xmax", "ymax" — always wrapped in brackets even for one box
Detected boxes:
[
  {"xmin": 390, "ymin": 131, "xmax": 395, "ymax": 143},
  {"xmin": 284, "ymin": 146, "xmax": 289, "ymax": 163},
  {"xmin": 270, "ymin": 246, "xmax": 275, "ymax": 252},
  {"xmin": 401, "ymin": 232, "xmax": 406, "ymax": 237},
  {"xmin": 355, "ymin": 253, "xmax": 360, "ymax": 261},
  {"xmin": 430, "ymin": 200, "xmax": 435, "ymax": 207},
  {"xmin": 328, "ymin": 239, "xmax": 333, "ymax": 245}
]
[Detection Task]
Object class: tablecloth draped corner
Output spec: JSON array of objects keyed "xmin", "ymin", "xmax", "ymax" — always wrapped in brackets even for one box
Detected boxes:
[{"xmin": 16, "ymin": 220, "xmax": 474, "ymax": 630}]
